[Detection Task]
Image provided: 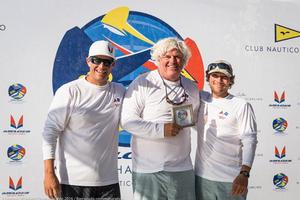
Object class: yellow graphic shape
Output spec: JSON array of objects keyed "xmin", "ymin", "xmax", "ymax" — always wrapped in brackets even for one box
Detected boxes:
[
  {"xmin": 102, "ymin": 7, "xmax": 194, "ymax": 81},
  {"xmin": 108, "ymin": 74, "xmax": 113, "ymax": 81},
  {"xmin": 102, "ymin": 7, "xmax": 154, "ymax": 45},
  {"xmin": 275, "ymin": 24, "xmax": 300, "ymax": 42},
  {"xmin": 181, "ymin": 70, "xmax": 194, "ymax": 81}
]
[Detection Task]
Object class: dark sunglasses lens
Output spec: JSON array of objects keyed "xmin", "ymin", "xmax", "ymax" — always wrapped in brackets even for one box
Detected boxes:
[
  {"xmin": 208, "ymin": 64, "xmax": 216, "ymax": 71},
  {"xmin": 91, "ymin": 57, "xmax": 112, "ymax": 66},
  {"xmin": 208, "ymin": 63, "xmax": 232, "ymax": 72},
  {"xmin": 218, "ymin": 63, "xmax": 232, "ymax": 72},
  {"xmin": 91, "ymin": 57, "xmax": 100, "ymax": 64},
  {"xmin": 103, "ymin": 60, "xmax": 112, "ymax": 66}
]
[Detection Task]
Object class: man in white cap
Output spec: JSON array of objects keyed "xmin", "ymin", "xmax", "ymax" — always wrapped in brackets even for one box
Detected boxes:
[
  {"xmin": 195, "ymin": 60, "xmax": 258, "ymax": 200},
  {"xmin": 42, "ymin": 40, "xmax": 125, "ymax": 199}
]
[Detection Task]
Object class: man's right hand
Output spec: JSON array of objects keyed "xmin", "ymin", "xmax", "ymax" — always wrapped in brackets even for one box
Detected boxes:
[
  {"xmin": 44, "ymin": 172, "xmax": 60, "ymax": 199},
  {"xmin": 164, "ymin": 123, "xmax": 182, "ymax": 137},
  {"xmin": 44, "ymin": 159, "xmax": 60, "ymax": 199}
]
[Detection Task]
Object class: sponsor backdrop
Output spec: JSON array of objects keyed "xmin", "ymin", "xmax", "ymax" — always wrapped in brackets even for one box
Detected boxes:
[{"xmin": 1, "ymin": 0, "xmax": 300, "ymax": 199}]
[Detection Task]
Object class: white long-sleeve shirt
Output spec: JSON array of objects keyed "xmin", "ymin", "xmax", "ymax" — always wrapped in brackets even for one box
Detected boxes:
[
  {"xmin": 121, "ymin": 70, "xmax": 200, "ymax": 173},
  {"xmin": 195, "ymin": 91, "xmax": 257, "ymax": 182},
  {"xmin": 42, "ymin": 77, "xmax": 125, "ymax": 186}
]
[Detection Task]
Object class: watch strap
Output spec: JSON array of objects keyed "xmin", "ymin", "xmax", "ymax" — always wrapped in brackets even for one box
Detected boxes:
[{"xmin": 240, "ymin": 170, "xmax": 250, "ymax": 178}]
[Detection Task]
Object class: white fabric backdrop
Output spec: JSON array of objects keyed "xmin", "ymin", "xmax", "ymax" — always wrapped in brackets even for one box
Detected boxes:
[{"xmin": 1, "ymin": 0, "xmax": 299, "ymax": 199}]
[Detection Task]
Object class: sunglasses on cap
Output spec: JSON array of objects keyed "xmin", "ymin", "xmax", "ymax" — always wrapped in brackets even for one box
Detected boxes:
[
  {"xmin": 207, "ymin": 62, "xmax": 233, "ymax": 74},
  {"xmin": 90, "ymin": 56, "xmax": 113, "ymax": 67}
]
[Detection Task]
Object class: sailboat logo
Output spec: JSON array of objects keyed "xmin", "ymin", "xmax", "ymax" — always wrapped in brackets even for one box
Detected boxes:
[{"xmin": 53, "ymin": 7, "xmax": 205, "ymax": 147}]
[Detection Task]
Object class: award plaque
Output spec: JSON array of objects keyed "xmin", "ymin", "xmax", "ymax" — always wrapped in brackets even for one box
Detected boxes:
[{"xmin": 172, "ymin": 104, "xmax": 194, "ymax": 128}]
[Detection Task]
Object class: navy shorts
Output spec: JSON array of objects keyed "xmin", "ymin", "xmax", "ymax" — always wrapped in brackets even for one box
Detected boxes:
[{"xmin": 60, "ymin": 183, "xmax": 121, "ymax": 200}]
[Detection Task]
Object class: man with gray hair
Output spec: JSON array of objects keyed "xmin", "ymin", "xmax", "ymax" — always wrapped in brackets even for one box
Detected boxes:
[{"xmin": 121, "ymin": 37, "xmax": 200, "ymax": 200}]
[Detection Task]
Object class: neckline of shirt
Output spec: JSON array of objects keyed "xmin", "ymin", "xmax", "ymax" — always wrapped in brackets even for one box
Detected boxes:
[
  {"xmin": 81, "ymin": 76, "xmax": 111, "ymax": 90},
  {"xmin": 153, "ymin": 70, "xmax": 180, "ymax": 86},
  {"xmin": 211, "ymin": 93, "xmax": 233, "ymax": 101}
]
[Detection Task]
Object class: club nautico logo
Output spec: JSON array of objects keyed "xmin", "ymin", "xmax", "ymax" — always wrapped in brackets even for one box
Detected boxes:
[
  {"xmin": 244, "ymin": 24, "xmax": 300, "ymax": 54},
  {"xmin": 275, "ymin": 24, "xmax": 300, "ymax": 42}
]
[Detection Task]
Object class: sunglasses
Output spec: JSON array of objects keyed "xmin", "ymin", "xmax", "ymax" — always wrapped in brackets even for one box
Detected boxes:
[
  {"xmin": 207, "ymin": 62, "xmax": 232, "ymax": 74},
  {"xmin": 90, "ymin": 56, "xmax": 113, "ymax": 67}
]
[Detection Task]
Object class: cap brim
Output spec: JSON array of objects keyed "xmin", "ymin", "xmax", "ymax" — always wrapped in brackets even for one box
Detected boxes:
[
  {"xmin": 88, "ymin": 53, "xmax": 115, "ymax": 60},
  {"xmin": 208, "ymin": 68, "xmax": 232, "ymax": 77}
]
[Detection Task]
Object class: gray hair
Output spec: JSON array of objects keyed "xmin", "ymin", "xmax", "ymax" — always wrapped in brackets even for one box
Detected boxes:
[{"xmin": 150, "ymin": 37, "xmax": 191, "ymax": 67}]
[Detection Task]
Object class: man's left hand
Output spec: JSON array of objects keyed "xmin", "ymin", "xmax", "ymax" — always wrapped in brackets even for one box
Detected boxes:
[{"xmin": 231, "ymin": 174, "xmax": 248, "ymax": 196}]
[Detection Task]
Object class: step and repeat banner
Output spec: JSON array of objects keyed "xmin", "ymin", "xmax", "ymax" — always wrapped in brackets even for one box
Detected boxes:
[{"xmin": 1, "ymin": 0, "xmax": 300, "ymax": 199}]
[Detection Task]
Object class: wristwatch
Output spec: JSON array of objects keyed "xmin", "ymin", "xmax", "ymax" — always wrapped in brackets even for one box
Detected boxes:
[{"xmin": 240, "ymin": 170, "xmax": 250, "ymax": 178}]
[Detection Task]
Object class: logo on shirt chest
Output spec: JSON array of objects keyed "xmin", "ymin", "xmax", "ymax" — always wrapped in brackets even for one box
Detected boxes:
[
  {"xmin": 218, "ymin": 110, "xmax": 229, "ymax": 119},
  {"xmin": 113, "ymin": 97, "xmax": 122, "ymax": 107}
]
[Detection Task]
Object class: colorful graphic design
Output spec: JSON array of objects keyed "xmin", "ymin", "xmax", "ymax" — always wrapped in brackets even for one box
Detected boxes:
[
  {"xmin": 269, "ymin": 90, "xmax": 290, "ymax": 108},
  {"xmin": 9, "ymin": 177, "xmax": 22, "ymax": 191},
  {"xmin": 275, "ymin": 146, "xmax": 286, "ymax": 159},
  {"xmin": 10, "ymin": 115, "xmax": 23, "ymax": 129},
  {"xmin": 7, "ymin": 144, "xmax": 26, "ymax": 161},
  {"xmin": 272, "ymin": 117, "xmax": 288, "ymax": 132},
  {"xmin": 275, "ymin": 24, "xmax": 300, "ymax": 42},
  {"xmin": 8, "ymin": 83, "xmax": 27, "ymax": 100},
  {"xmin": 273, "ymin": 173, "xmax": 288, "ymax": 189},
  {"xmin": 274, "ymin": 91, "xmax": 285, "ymax": 103},
  {"xmin": 52, "ymin": 7, "xmax": 205, "ymax": 147}
]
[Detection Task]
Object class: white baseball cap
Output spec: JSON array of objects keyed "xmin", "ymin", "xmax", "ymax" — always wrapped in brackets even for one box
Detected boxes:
[
  {"xmin": 88, "ymin": 40, "xmax": 115, "ymax": 60},
  {"xmin": 207, "ymin": 60, "xmax": 233, "ymax": 77}
]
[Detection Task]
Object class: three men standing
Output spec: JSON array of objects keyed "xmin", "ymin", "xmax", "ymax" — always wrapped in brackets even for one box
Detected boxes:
[{"xmin": 43, "ymin": 38, "xmax": 257, "ymax": 200}]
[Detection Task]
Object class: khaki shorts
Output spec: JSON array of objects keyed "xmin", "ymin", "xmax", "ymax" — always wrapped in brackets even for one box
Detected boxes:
[
  {"xmin": 132, "ymin": 170, "xmax": 196, "ymax": 200},
  {"xmin": 195, "ymin": 176, "xmax": 247, "ymax": 200}
]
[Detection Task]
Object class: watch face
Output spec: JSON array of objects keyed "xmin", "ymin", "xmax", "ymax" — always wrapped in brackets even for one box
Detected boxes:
[{"xmin": 240, "ymin": 171, "xmax": 250, "ymax": 177}]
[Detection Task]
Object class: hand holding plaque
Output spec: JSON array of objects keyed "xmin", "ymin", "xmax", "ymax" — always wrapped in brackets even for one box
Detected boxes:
[{"xmin": 172, "ymin": 104, "xmax": 194, "ymax": 128}]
